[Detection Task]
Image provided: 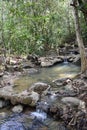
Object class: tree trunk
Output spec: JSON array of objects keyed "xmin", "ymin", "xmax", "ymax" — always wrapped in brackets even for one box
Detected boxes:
[{"xmin": 72, "ymin": 0, "xmax": 87, "ymax": 73}]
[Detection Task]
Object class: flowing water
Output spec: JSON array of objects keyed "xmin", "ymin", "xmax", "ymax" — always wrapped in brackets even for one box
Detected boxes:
[
  {"xmin": 14, "ymin": 63, "xmax": 80, "ymax": 93},
  {"xmin": 0, "ymin": 63, "xmax": 80, "ymax": 130}
]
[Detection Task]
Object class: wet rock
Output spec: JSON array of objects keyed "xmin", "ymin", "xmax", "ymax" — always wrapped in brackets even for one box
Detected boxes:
[
  {"xmin": 29, "ymin": 82, "xmax": 51, "ymax": 95},
  {"xmin": 12, "ymin": 104, "xmax": 23, "ymax": 113}
]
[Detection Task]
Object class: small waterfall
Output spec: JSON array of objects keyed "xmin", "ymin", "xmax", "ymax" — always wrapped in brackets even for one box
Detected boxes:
[
  {"xmin": 30, "ymin": 101, "xmax": 48, "ymax": 121},
  {"xmin": 63, "ymin": 56, "xmax": 68, "ymax": 64},
  {"xmin": 49, "ymin": 93, "xmax": 57, "ymax": 101},
  {"xmin": 31, "ymin": 101, "xmax": 48, "ymax": 121},
  {"xmin": 31, "ymin": 110, "xmax": 47, "ymax": 121},
  {"xmin": 30, "ymin": 101, "xmax": 48, "ymax": 129}
]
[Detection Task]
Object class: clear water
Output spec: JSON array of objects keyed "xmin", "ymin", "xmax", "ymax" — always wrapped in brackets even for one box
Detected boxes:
[
  {"xmin": 0, "ymin": 63, "xmax": 80, "ymax": 130},
  {"xmin": 14, "ymin": 63, "xmax": 80, "ymax": 93}
]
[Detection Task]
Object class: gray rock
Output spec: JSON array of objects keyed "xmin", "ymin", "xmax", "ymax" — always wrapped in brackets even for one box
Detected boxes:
[
  {"xmin": 12, "ymin": 104, "xmax": 23, "ymax": 113},
  {"xmin": 39, "ymin": 57, "xmax": 63, "ymax": 67},
  {"xmin": 0, "ymin": 86, "xmax": 39, "ymax": 107},
  {"xmin": 11, "ymin": 90, "xmax": 40, "ymax": 106},
  {"xmin": 61, "ymin": 97, "xmax": 86, "ymax": 112}
]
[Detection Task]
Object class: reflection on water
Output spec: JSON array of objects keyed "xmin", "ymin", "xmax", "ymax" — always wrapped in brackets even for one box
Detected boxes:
[{"xmin": 14, "ymin": 63, "xmax": 80, "ymax": 93}]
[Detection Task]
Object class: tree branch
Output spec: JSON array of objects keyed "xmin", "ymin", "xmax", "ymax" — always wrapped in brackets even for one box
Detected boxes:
[{"xmin": 70, "ymin": 0, "xmax": 77, "ymax": 7}]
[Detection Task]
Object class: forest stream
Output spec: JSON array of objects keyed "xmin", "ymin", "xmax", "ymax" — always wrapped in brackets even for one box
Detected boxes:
[
  {"xmin": 14, "ymin": 63, "xmax": 80, "ymax": 93},
  {"xmin": 1, "ymin": 0, "xmax": 87, "ymax": 129},
  {"xmin": 0, "ymin": 63, "xmax": 81, "ymax": 130}
]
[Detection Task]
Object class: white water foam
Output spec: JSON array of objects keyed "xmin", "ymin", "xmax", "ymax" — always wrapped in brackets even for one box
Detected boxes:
[{"xmin": 30, "ymin": 110, "xmax": 47, "ymax": 121}]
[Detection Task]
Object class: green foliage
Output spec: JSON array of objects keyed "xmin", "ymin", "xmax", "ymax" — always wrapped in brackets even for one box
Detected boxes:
[
  {"xmin": 0, "ymin": 0, "xmax": 86, "ymax": 55},
  {"xmin": 80, "ymin": 13, "xmax": 87, "ymax": 43}
]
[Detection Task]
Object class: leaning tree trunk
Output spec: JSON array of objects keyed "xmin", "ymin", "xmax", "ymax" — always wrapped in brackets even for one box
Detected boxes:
[{"xmin": 72, "ymin": 0, "xmax": 87, "ymax": 73}]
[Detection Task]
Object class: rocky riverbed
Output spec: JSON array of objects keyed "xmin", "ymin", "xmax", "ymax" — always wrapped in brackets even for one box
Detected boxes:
[{"xmin": 0, "ymin": 48, "xmax": 87, "ymax": 130}]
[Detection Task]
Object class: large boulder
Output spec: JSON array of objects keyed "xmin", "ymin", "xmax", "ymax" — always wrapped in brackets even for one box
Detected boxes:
[
  {"xmin": 0, "ymin": 87, "xmax": 39, "ymax": 107},
  {"xmin": 61, "ymin": 97, "xmax": 86, "ymax": 112},
  {"xmin": 11, "ymin": 90, "xmax": 40, "ymax": 106},
  {"xmin": 39, "ymin": 57, "xmax": 63, "ymax": 67}
]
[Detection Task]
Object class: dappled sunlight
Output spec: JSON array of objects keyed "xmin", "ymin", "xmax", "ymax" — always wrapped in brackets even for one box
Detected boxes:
[
  {"xmin": 59, "ymin": 73, "xmax": 78, "ymax": 78},
  {"xmin": 14, "ymin": 63, "xmax": 80, "ymax": 93},
  {"xmin": 52, "ymin": 66, "xmax": 66, "ymax": 72}
]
